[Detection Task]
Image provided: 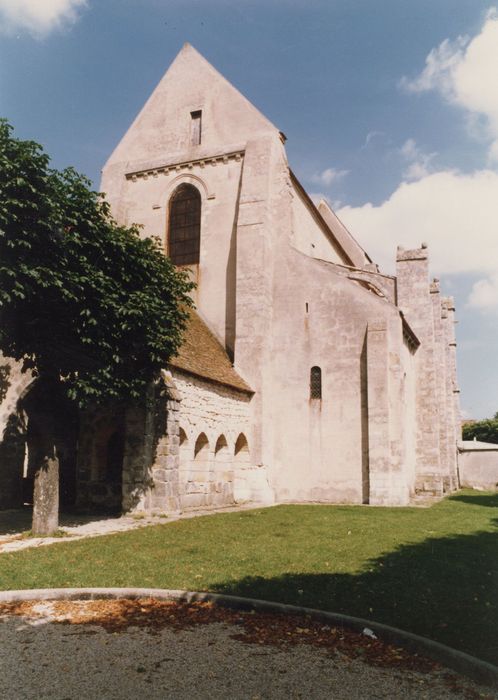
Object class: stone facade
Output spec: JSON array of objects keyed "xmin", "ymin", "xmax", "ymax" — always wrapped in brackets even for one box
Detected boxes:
[
  {"xmin": 0, "ymin": 44, "xmax": 463, "ymax": 514},
  {"xmin": 170, "ymin": 369, "xmax": 272, "ymax": 510}
]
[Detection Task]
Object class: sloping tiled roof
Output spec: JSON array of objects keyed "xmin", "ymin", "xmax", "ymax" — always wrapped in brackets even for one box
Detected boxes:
[{"xmin": 169, "ymin": 308, "xmax": 253, "ymax": 394}]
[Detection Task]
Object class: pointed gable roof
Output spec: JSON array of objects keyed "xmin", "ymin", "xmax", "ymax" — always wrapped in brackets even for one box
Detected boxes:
[
  {"xmin": 104, "ymin": 43, "xmax": 279, "ymax": 170},
  {"xmin": 317, "ymin": 199, "xmax": 372, "ymax": 269}
]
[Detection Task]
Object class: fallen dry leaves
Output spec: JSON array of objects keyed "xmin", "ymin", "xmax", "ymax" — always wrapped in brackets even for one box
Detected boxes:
[{"xmin": 0, "ymin": 598, "xmax": 492, "ymax": 699}]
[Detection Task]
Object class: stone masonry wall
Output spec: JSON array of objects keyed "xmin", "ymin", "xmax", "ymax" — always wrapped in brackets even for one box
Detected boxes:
[
  {"xmin": 458, "ymin": 442, "xmax": 498, "ymax": 490},
  {"xmin": 75, "ymin": 406, "xmax": 124, "ymax": 513},
  {"xmin": 146, "ymin": 373, "xmax": 181, "ymax": 514},
  {"xmin": 170, "ymin": 369, "xmax": 271, "ymax": 510}
]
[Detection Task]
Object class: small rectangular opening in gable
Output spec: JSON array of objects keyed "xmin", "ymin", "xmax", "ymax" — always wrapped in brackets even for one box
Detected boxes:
[{"xmin": 190, "ymin": 110, "xmax": 202, "ymax": 146}]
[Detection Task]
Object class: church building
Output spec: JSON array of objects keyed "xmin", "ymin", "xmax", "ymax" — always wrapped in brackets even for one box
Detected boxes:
[{"xmin": 0, "ymin": 44, "xmax": 461, "ymax": 514}]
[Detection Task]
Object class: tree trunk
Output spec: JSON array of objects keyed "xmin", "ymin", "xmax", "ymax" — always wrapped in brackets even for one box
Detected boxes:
[
  {"xmin": 32, "ymin": 445, "xmax": 59, "ymax": 536},
  {"xmin": 27, "ymin": 378, "xmax": 60, "ymax": 536}
]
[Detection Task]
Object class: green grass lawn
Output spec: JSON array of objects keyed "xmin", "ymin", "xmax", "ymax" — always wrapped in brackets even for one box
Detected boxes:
[{"xmin": 0, "ymin": 490, "xmax": 497, "ymax": 664}]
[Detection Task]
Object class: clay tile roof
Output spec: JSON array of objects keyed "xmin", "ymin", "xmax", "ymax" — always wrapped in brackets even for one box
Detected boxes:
[{"xmin": 168, "ymin": 308, "xmax": 253, "ymax": 394}]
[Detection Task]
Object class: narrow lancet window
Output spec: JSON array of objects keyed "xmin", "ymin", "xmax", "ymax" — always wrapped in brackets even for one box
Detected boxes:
[
  {"xmin": 310, "ymin": 366, "xmax": 322, "ymax": 400},
  {"xmin": 168, "ymin": 184, "xmax": 201, "ymax": 265},
  {"xmin": 190, "ymin": 110, "xmax": 202, "ymax": 145}
]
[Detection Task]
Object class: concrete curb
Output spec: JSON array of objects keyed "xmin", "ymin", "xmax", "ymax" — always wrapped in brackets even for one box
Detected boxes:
[{"xmin": 0, "ymin": 587, "xmax": 497, "ymax": 689}]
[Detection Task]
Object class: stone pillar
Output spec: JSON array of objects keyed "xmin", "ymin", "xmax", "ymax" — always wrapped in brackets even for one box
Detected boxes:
[
  {"xmin": 234, "ymin": 135, "xmax": 279, "ymax": 466},
  {"xmin": 122, "ymin": 375, "xmax": 182, "ymax": 514},
  {"xmin": 365, "ymin": 317, "xmax": 410, "ymax": 505},
  {"xmin": 430, "ymin": 279, "xmax": 451, "ymax": 491},
  {"xmin": 366, "ymin": 320, "xmax": 390, "ymax": 504},
  {"xmin": 149, "ymin": 372, "xmax": 181, "ymax": 513},
  {"xmin": 396, "ymin": 245, "xmax": 441, "ymax": 496},
  {"xmin": 442, "ymin": 297, "xmax": 460, "ymax": 488}
]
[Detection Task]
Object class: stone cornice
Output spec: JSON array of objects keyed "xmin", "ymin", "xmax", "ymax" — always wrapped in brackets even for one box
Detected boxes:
[
  {"xmin": 396, "ymin": 245, "xmax": 428, "ymax": 262},
  {"xmin": 125, "ymin": 148, "xmax": 245, "ymax": 181}
]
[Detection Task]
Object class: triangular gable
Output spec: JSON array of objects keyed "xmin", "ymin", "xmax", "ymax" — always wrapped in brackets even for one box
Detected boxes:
[{"xmin": 104, "ymin": 43, "xmax": 279, "ymax": 169}]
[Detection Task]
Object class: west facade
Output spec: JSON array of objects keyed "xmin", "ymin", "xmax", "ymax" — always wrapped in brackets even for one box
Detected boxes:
[{"xmin": 0, "ymin": 44, "xmax": 461, "ymax": 513}]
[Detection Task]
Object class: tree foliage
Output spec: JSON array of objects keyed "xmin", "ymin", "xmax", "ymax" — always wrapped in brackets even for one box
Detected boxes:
[
  {"xmin": 462, "ymin": 414, "xmax": 498, "ymax": 445},
  {"xmin": 0, "ymin": 119, "xmax": 194, "ymax": 405}
]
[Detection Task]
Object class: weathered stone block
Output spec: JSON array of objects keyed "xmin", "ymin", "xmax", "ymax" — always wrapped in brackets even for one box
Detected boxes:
[{"xmin": 152, "ymin": 468, "xmax": 167, "ymax": 482}]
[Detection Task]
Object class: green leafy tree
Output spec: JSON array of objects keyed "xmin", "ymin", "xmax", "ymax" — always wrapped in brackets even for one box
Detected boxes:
[
  {"xmin": 0, "ymin": 120, "xmax": 193, "ymax": 534},
  {"xmin": 462, "ymin": 415, "xmax": 498, "ymax": 445}
]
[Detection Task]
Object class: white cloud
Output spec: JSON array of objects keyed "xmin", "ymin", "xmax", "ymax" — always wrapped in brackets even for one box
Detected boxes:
[
  {"xmin": 468, "ymin": 274, "xmax": 498, "ymax": 311},
  {"xmin": 361, "ymin": 130, "xmax": 384, "ymax": 149},
  {"xmin": 402, "ymin": 162, "xmax": 429, "ymax": 181},
  {"xmin": 488, "ymin": 139, "xmax": 498, "ymax": 162},
  {"xmin": 399, "ymin": 138, "xmax": 437, "ymax": 180},
  {"xmin": 400, "ymin": 8, "xmax": 498, "ymax": 159},
  {"xmin": 399, "ymin": 36, "xmax": 469, "ymax": 96},
  {"xmin": 337, "ymin": 11, "xmax": 498, "ymax": 311},
  {"xmin": 311, "ymin": 167, "xmax": 349, "ymax": 187},
  {"xmin": 399, "ymin": 139, "xmax": 418, "ymax": 160},
  {"xmin": 309, "ymin": 192, "xmax": 332, "ymax": 206},
  {"xmin": 337, "ymin": 168, "xmax": 498, "ymax": 311},
  {"xmin": 0, "ymin": 0, "xmax": 87, "ymax": 36}
]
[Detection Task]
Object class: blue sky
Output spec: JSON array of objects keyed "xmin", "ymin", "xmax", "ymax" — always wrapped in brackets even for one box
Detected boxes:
[{"xmin": 1, "ymin": 0, "xmax": 497, "ymax": 418}]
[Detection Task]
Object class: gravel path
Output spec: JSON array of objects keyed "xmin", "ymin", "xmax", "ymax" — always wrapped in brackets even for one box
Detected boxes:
[
  {"xmin": 0, "ymin": 599, "xmax": 494, "ymax": 699},
  {"xmin": 0, "ymin": 504, "xmax": 267, "ymax": 554}
]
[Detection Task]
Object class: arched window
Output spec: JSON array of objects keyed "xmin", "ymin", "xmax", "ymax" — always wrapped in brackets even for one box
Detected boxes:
[
  {"xmin": 310, "ymin": 366, "xmax": 322, "ymax": 400},
  {"xmin": 168, "ymin": 184, "xmax": 201, "ymax": 266}
]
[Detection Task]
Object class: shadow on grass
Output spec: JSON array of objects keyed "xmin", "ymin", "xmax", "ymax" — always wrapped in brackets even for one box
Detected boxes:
[
  {"xmin": 448, "ymin": 492, "xmax": 498, "ymax": 508},
  {"xmin": 0, "ymin": 508, "xmax": 33, "ymax": 536},
  {"xmin": 0, "ymin": 508, "xmax": 120, "ymax": 537},
  {"xmin": 213, "ymin": 520, "xmax": 498, "ymax": 665}
]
